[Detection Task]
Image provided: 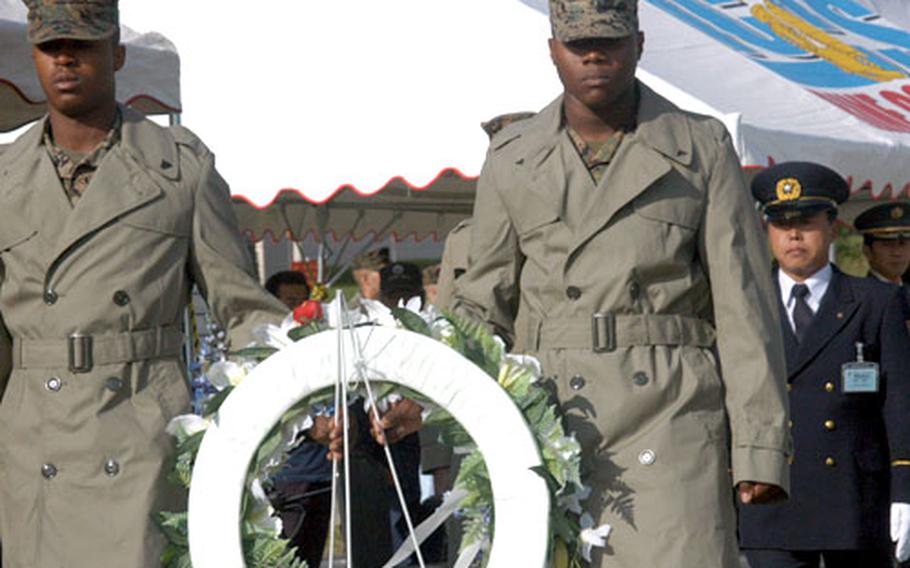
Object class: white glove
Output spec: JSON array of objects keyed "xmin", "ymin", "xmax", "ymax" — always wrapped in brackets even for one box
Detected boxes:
[{"xmin": 891, "ymin": 502, "xmax": 910, "ymax": 562}]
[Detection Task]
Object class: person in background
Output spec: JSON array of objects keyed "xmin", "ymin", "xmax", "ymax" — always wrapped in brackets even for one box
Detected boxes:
[
  {"xmin": 740, "ymin": 162, "xmax": 910, "ymax": 568},
  {"xmin": 264, "ymin": 271, "xmax": 335, "ymax": 568},
  {"xmin": 352, "ymin": 247, "xmax": 391, "ymax": 301},
  {"xmin": 854, "ymin": 202, "xmax": 910, "ymax": 302},
  {"xmin": 422, "ymin": 263, "xmax": 441, "ymax": 306}
]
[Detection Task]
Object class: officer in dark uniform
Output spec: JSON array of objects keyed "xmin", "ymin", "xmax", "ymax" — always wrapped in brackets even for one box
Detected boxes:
[
  {"xmin": 739, "ymin": 162, "xmax": 910, "ymax": 567},
  {"xmin": 854, "ymin": 202, "xmax": 910, "ymax": 300}
]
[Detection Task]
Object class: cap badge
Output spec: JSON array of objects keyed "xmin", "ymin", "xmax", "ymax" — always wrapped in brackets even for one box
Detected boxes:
[
  {"xmin": 776, "ymin": 178, "xmax": 802, "ymax": 202},
  {"xmin": 892, "ymin": 207, "xmax": 905, "ymax": 220}
]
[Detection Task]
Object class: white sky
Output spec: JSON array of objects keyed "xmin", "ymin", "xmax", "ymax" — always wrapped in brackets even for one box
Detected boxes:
[{"xmin": 115, "ymin": 0, "xmax": 560, "ymax": 204}]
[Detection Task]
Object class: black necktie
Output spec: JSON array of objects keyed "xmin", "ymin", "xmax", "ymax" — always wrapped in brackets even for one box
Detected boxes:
[{"xmin": 791, "ymin": 284, "xmax": 814, "ymax": 343}]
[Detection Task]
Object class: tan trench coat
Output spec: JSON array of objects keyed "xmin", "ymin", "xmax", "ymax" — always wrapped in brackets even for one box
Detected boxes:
[
  {"xmin": 454, "ymin": 84, "xmax": 790, "ymax": 567},
  {"xmin": 0, "ymin": 107, "xmax": 286, "ymax": 567}
]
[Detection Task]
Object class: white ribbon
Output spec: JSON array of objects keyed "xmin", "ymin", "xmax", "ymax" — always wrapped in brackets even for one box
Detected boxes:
[{"xmin": 381, "ymin": 488, "xmax": 470, "ymax": 568}]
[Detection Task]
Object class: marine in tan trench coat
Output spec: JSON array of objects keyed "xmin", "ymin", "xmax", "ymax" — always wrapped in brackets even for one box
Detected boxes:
[
  {"xmin": 455, "ymin": 84, "xmax": 792, "ymax": 567},
  {"xmin": 453, "ymin": 14, "xmax": 791, "ymax": 560},
  {"xmin": 0, "ymin": 106, "xmax": 286, "ymax": 566}
]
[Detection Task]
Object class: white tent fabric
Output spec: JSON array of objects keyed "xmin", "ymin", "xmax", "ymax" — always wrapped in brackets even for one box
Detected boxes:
[
  {"xmin": 0, "ymin": 0, "xmax": 181, "ymax": 132},
  {"xmin": 522, "ymin": 0, "xmax": 910, "ymax": 218}
]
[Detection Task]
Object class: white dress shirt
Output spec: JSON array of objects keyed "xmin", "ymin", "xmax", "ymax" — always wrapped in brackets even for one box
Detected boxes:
[{"xmin": 778, "ymin": 264, "xmax": 833, "ymax": 333}]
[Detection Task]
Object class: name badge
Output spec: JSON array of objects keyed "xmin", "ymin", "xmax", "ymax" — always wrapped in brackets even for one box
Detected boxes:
[{"xmin": 842, "ymin": 361, "xmax": 879, "ymax": 393}]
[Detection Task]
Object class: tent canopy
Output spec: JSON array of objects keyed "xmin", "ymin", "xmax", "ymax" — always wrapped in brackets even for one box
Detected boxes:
[
  {"xmin": 0, "ymin": 0, "xmax": 181, "ymax": 132},
  {"xmin": 227, "ymin": 0, "xmax": 908, "ymax": 241}
]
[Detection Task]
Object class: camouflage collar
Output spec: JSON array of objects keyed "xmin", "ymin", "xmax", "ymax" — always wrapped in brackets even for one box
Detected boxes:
[
  {"xmin": 502, "ymin": 81, "xmax": 694, "ymax": 169},
  {"xmin": 42, "ymin": 109, "xmax": 122, "ymax": 176}
]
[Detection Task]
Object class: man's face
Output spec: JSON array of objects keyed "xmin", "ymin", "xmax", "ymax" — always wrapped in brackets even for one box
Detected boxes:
[
  {"xmin": 276, "ymin": 283, "xmax": 310, "ymax": 310},
  {"xmin": 548, "ymin": 32, "xmax": 643, "ymax": 113},
  {"xmin": 353, "ymin": 269, "xmax": 382, "ymax": 300},
  {"xmin": 32, "ymin": 38, "xmax": 125, "ymax": 118},
  {"xmin": 864, "ymin": 238, "xmax": 910, "ymax": 281},
  {"xmin": 767, "ymin": 211, "xmax": 836, "ymax": 280}
]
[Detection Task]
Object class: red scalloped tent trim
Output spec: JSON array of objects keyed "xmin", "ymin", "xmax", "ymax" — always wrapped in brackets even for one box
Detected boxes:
[{"xmin": 230, "ymin": 166, "xmax": 479, "ymax": 210}]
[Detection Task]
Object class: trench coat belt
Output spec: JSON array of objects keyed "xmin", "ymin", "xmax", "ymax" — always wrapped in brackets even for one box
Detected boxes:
[
  {"xmin": 11, "ymin": 326, "xmax": 185, "ymax": 371},
  {"xmin": 530, "ymin": 313, "xmax": 716, "ymax": 352}
]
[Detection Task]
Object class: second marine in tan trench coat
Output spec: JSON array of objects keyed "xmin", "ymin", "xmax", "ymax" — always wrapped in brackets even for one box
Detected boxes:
[
  {"xmin": 0, "ymin": 107, "xmax": 286, "ymax": 567},
  {"xmin": 454, "ymin": 83, "xmax": 790, "ymax": 567}
]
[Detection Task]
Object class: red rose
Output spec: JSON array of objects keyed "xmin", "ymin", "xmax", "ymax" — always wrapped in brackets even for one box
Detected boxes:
[{"xmin": 293, "ymin": 300, "xmax": 324, "ymax": 325}]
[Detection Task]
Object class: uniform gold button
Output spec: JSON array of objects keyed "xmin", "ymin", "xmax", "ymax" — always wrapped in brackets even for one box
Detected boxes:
[
  {"xmin": 825, "ymin": 457, "xmax": 836, "ymax": 467},
  {"xmin": 824, "ymin": 420, "xmax": 836, "ymax": 431},
  {"xmin": 788, "ymin": 420, "xmax": 793, "ymax": 429},
  {"xmin": 787, "ymin": 384, "xmax": 792, "ymax": 393},
  {"xmin": 825, "ymin": 382, "xmax": 835, "ymax": 393}
]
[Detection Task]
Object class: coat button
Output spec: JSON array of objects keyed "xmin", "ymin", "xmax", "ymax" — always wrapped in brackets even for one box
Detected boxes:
[
  {"xmin": 628, "ymin": 282, "xmax": 641, "ymax": 300},
  {"xmin": 566, "ymin": 286, "xmax": 582, "ymax": 300},
  {"xmin": 569, "ymin": 375, "xmax": 586, "ymax": 391},
  {"xmin": 43, "ymin": 289, "xmax": 58, "ymax": 305},
  {"xmin": 824, "ymin": 420, "xmax": 836, "ymax": 431},
  {"xmin": 105, "ymin": 377, "xmax": 124, "ymax": 392},
  {"xmin": 41, "ymin": 463, "xmax": 58, "ymax": 479},
  {"xmin": 104, "ymin": 459, "xmax": 120, "ymax": 477},
  {"xmin": 788, "ymin": 419, "xmax": 793, "ymax": 429},
  {"xmin": 787, "ymin": 384, "xmax": 792, "ymax": 393},
  {"xmin": 45, "ymin": 377, "xmax": 62, "ymax": 392},
  {"xmin": 632, "ymin": 371, "xmax": 649, "ymax": 386},
  {"xmin": 825, "ymin": 457, "xmax": 836, "ymax": 467},
  {"xmin": 638, "ymin": 449, "xmax": 656, "ymax": 466},
  {"xmin": 825, "ymin": 382, "xmax": 835, "ymax": 393},
  {"xmin": 113, "ymin": 290, "xmax": 131, "ymax": 306}
]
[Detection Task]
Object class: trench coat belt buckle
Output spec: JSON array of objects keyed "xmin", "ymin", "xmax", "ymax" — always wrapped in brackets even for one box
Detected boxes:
[
  {"xmin": 12, "ymin": 326, "xmax": 185, "ymax": 373},
  {"xmin": 592, "ymin": 313, "xmax": 616, "ymax": 353}
]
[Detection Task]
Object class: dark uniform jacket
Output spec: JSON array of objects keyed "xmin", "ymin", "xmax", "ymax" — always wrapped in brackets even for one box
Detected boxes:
[{"xmin": 739, "ymin": 266, "xmax": 910, "ymax": 550}]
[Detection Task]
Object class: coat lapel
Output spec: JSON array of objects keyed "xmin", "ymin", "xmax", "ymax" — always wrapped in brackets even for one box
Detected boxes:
[
  {"xmin": 51, "ymin": 107, "xmax": 178, "ymax": 261},
  {"xmin": 0, "ymin": 119, "xmax": 72, "ymax": 249},
  {"xmin": 792, "ymin": 268, "xmax": 859, "ymax": 376},
  {"xmin": 512, "ymin": 97, "xmax": 568, "ymax": 217},
  {"xmin": 568, "ymin": 84, "xmax": 693, "ymax": 257}
]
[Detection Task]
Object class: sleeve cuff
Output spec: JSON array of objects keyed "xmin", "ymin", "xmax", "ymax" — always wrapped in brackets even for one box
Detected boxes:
[{"xmin": 731, "ymin": 445, "xmax": 791, "ymax": 496}]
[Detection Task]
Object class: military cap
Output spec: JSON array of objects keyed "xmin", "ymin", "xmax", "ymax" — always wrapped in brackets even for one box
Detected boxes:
[
  {"xmin": 24, "ymin": 0, "xmax": 119, "ymax": 44},
  {"xmin": 751, "ymin": 161, "xmax": 849, "ymax": 222},
  {"xmin": 854, "ymin": 203, "xmax": 910, "ymax": 240},
  {"xmin": 549, "ymin": 0, "xmax": 638, "ymax": 42},
  {"xmin": 380, "ymin": 262, "xmax": 423, "ymax": 295},
  {"xmin": 351, "ymin": 247, "xmax": 390, "ymax": 271}
]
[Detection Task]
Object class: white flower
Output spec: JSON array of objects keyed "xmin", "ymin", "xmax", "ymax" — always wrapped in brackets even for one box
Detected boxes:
[
  {"xmin": 359, "ymin": 298, "xmax": 397, "ymax": 327},
  {"xmin": 165, "ymin": 414, "xmax": 210, "ymax": 442},
  {"xmin": 579, "ymin": 512, "xmax": 612, "ymax": 563},
  {"xmin": 502, "ymin": 353, "xmax": 542, "ymax": 381},
  {"xmin": 246, "ymin": 477, "xmax": 283, "ymax": 536},
  {"xmin": 207, "ymin": 360, "xmax": 252, "ymax": 390},
  {"xmin": 250, "ymin": 314, "xmax": 298, "ymax": 350}
]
